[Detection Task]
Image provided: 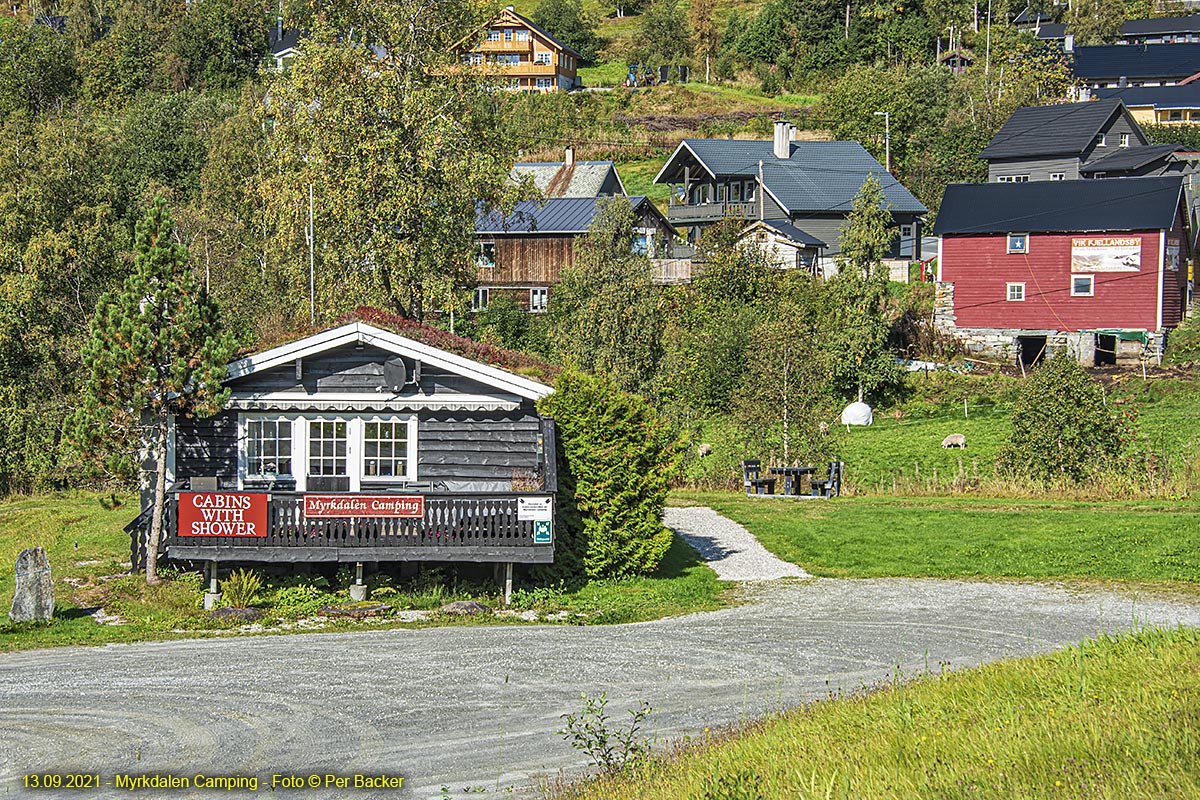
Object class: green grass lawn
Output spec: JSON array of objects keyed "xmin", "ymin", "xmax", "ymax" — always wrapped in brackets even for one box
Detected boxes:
[
  {"xmin": 554, "ymin": 626, "xmax": 1200, "ymax": 799},
  {"xmin": 677, "ymin": 492, "xmax": 1200, "ymax": 584},
  {"xmin": 0, "ymin": 492, "xmax": 729, "ymax": 652}
]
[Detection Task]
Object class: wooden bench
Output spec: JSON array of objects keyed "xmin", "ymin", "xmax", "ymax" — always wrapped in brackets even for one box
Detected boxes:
[
  {"xmin": 742, "ymin": 459, "xmax": 776, "ymax": 496},
  {"xmin": 809, "ymin": 461, "xmax": 844, "ymax": 498}
]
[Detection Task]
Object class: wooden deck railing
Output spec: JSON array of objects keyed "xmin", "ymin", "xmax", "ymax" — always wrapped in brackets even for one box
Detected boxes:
[{"xmin": 130, "ymin": 491, "xmax": 557, "ymax": 566}]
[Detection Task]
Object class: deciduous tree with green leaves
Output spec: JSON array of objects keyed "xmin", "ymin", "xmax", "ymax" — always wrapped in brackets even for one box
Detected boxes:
[
  {"xmin": 827, "ymin": 174, "xmax": 903, "ymax": 403},
  {"xmin": 997, "ymin": 356, "xmax": 1128, "ymax": 483},
  {"xmin": 533, "ymin": 0, "xmax": 603, "ymax": 63},
  {"xmin": 264, "ymin": 0, "xmax": 521, "ymax": 323},
  {"xmin": 74, "ymin": 196, "xmax": 236, "ymax": 584},
  {"xmin": 548, "ymin": 197, "xmax": 662, "ymax": 392}
]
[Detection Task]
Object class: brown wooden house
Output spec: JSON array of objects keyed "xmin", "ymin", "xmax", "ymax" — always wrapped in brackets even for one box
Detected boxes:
[
  {"xmin": 473, "ymin": 196, "xmax": 676, "ymax": 311},
  {"xmin": 456, "ymin": 5, "xmax": 581, "ymax": 92}
]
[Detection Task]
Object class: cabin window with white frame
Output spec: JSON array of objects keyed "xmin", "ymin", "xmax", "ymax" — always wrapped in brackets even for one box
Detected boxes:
[
  {"xmin": 1007, "ymin": 282, "xmax": 1026, "ymax": 302},
  {"xmin": 308, "ymin": 419, "xmax": 347, "ymax": 478},
  {"xmin": 515, "ymin": 29, "xmax": 529, "ymax": 40},
  {"xmin": 476, "ymin": 241, "xmax": 496, "ymax": 268},
  {"xmin": 530, "ymin": 287, "xmax": 548, "ymax": 312},
  {"xmin": 487, "ymin": 29, "xmax": 501, "ymax": 41},
  {"xmin": 745, "ymin": 181, "xmax": 756, "ymax": 201},
  {"xmin": 472, "ymin": 287, "xmax": 489, "ymax": 311},
  {"xmin": 1007, "ymin": 233, "xmax": 1028, "ymax": 253},
  {"xmin": 716, "ymin": 183, "xmax": 725, "ymax": 202},
  {"xmin": 536, "ymin": 77, "xmax": 553, "ymax": 89},
  {"xmin": 899, "ymin": 224, "xmax": 914, "ymax": 257},
  {"xmin": 1049, "ymin": 172, "xmax": 1065, "ymax": 180},
  {"xmin": 246, "ymin": 418, "xmax": 292, "ymax": 478},
  {"xmin": 1095, "ymin": 133, "xmax": 1107, "ymax": 146},
  {"xmin": 1071, "ymin": 274, "xmax": 1094, "ymax": 296},
  {"xmin": 1120, "ymin": 133, "xmax": 1130, "ymax": 147},
  {"xmin": 731, "ymin": 182, "xmax": 742, "ymax": 202},
  {"xmin": 504, "ymin": 28, "xmax": 513, "ymax": 40},
  {"xmin": 997, "ymin": 175, "xmax": 1029, "ymax": 183},
  {"xmin": 534, "ymin": 51, "xmax": 551, "ymax": 65},
  {"xmin": 362, "ymin": 419, "xmax": 413, "ymax": 480}
]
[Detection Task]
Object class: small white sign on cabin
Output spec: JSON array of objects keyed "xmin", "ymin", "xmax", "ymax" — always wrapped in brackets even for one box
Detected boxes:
[{"xmin": 517, "ymin": 496, "xmax": 553, "ymax": 521}]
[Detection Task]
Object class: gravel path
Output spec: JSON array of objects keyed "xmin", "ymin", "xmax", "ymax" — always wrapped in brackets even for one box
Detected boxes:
[
  {"xmin": 4, "ymin": 579, "xmax": 1200, "ymax": 799},
  {"xmin": 665, "ymin": 505, "xmax": 810, "ymax": 581}
]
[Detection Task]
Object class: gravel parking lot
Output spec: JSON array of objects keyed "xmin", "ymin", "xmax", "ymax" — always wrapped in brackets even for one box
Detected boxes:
[{"xmin": 4, "ymin": 575, "xmax": 1200, "ymax": 799}]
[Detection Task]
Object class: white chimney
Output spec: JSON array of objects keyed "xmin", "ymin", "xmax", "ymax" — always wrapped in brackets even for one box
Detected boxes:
[
  {"xmin": 789, "ymin": 123, "xmax": 797, "ymax": 141},
  {"xmin": 773, "ymin": 120, "xmax": 790, "ymax": 160},
  {"xmin": 564, "ymin": 146, "xmax": 575, "ymax": 166},
  {"xmin": 1064, "ymin": 34, "xmax": 1074, "ymax": 53}
]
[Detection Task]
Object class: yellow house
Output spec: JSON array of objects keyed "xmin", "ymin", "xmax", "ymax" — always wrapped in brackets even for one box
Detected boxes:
[
  {"xmin": 457, "ymin": 6, "xmax": 581, "ymax": 92},
  {"xmin": 1094, "ymin": 84, "xmax": 1200, "ymax": 125}
]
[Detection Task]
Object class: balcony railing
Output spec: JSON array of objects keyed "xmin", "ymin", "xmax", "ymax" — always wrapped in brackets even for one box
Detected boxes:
[
  {"xmin": 666, "ymin": 201, "xmax": 757, "ymax": 223},
  {"xmin": 130, "ymin": 490, "xmax": 557, "ymax": 566},
  {"xmin": 476, "ymin": 39, "xmax": 534, "ymax": 52}
]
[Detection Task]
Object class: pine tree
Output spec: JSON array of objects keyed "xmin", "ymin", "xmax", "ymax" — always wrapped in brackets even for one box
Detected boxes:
[{"xmin": 74, "ymin": 196, "xmax": 236, "ymax": 584}]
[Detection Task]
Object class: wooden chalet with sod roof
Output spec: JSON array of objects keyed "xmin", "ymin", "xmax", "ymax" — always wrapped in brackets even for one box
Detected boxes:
[
  {"xmin": 127, "ymin": 316, "xmax": 561, "ymax": 591},
  {"xmin": 932, "ymin": 176, "xmax": 1191, "ymax": 366}
]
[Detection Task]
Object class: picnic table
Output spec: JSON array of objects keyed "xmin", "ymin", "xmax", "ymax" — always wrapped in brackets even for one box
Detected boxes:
[{"xmin": 769, "ymin": 466, "xmax": 816, "ymax": 496}]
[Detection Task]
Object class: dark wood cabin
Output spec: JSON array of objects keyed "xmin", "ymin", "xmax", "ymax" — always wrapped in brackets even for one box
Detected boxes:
[
  {"xmin": 473, "ymin": 195, "xmax": 675, "ymax": 312},
  {"xmin": 128, "ymin": 321, "xmax": 558, "ymax": 578}
]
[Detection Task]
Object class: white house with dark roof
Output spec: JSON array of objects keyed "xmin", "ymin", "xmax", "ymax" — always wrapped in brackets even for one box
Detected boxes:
[{"xmin": 653, "ymin": 120, "xmax": 927, "ymax": 277}]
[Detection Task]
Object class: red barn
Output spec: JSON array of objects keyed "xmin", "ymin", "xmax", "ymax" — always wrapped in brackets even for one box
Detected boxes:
[{"xmin": 932, "ymin": 177, "xmax": 1191, "ymax": 366}]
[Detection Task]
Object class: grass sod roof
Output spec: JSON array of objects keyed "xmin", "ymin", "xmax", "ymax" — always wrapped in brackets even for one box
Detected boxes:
[{"xmin": 234, "ymin": 306, "xmax": 560, "ymax": 387}]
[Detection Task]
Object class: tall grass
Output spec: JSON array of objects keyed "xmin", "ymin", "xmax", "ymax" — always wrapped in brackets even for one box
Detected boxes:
[{"xmin": 551, "ymin": 627, "xmax": 1200, "ymax": 800}]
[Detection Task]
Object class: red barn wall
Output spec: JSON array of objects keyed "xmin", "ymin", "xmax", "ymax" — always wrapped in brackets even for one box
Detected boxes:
[{"xmin": 941, "ymin": 230, "xmax": 1165, "ymax": 331}]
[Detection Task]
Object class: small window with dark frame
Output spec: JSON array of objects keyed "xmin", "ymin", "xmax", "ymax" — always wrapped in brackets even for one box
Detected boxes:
[
  {"xmin": 1007, "ymin": 233, "xmax": 1028, "ymax": 253},
  {"xmin": 1071, "ymin": 274, "xmax": 1095, "ymax": 296},
  {"xmin": 1007, "ymin": 282, "xmax": 1025, "ymax": 302},
  {"xmin": 1095, "ymin": 133, "xmax": 1107, "ymax": 147},
  {"xmin": 1049, "ymin": 172, "xmax": 1065, "ymax": 181}
]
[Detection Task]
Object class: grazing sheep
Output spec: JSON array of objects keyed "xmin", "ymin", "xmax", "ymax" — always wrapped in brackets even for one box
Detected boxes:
[
  {"xmin": 941, "ymin": 433, "xmax": 966, "ymax": 448},
  {"xmin": 697, "ymin": 443, "xmax": 713, "ymax": 458}
]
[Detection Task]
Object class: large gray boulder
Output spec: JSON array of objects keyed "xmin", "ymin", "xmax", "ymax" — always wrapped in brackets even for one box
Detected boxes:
[{"xmin": 10, "ymin": 547, "xmax": 54, "ymax": 623}]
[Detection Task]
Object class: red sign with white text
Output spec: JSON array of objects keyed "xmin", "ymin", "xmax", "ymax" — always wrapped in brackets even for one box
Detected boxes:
[
  {"xmin": 177, "ymin": 492, "xmax": 269, "ymax": 537},
  {"xmin": 303, "ymin": 494, "xmax": 425, "ymax": 519}
]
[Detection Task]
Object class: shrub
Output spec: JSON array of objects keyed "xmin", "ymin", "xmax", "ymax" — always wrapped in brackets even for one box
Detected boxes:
[
  {"xmin": 539, "ymin": 371, "xmax": 681, "ymax": 579},
  {"xmin": 997, "ymin": 357, "xmax": 1127, "ymax": 483},
  {"xmin": 221, "ymin": 568, "xmax": 263, "ymax": 608}
]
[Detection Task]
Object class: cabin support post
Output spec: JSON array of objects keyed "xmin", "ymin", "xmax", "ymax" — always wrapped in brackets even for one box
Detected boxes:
[
  {"xmin": 349, "ymin": 561, "xmax": 367, "ymax": 601},
  {"xmin": 203, "ymin": 560, "xmax": 221, "ymax": 610},
  {"xmin": 503, "ymin": 562, "xmax": 513, "ymax": 607}
]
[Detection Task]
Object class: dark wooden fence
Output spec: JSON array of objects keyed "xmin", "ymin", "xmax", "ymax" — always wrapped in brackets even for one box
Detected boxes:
[{"xmin": 128, "ymin": 491, "xmax": 556, "ymax": 566}]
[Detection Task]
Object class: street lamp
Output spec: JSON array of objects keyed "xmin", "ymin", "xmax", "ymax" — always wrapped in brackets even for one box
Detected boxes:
[{"xmin": 873, "ymin": 111, "xmax": 891, "ymax": 172}]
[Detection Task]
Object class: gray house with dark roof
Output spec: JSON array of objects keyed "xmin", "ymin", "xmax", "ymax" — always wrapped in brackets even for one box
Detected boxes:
[
  {"xmin": 980, "ymin": 100, "xmax": 1161, "ymax": 182},
  {"xmin": 653, "ymin": 121, "xmax": 927, "ymax": 277}
]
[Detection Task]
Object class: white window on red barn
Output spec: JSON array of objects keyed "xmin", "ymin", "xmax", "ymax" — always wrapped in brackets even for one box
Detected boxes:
[
  {"xmin": 1006, "ymin": 233, "xmax": 1028, "ymax": 253},
  {"xmin": 1071, "ymin": 275, "xmax": 1095, "ymax": 296},
  {"xmin": 1006, "ymin": 282, "xmax": 1026, "ymax": 302}
]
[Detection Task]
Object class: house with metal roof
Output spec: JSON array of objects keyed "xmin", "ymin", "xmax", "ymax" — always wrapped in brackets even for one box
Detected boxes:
[
  {"xmin": 473, "ymin": 196, "xmax": 677, "ymax": 312},
  {"xmin": 653, "ymin": 121, "xmax": 927, "ymax": 278},
  {"xmin": 979, "ymin": 100, "xmax": 1163, "ymax": 182},
  {"xmin": 1035, "ymin": 15, "xmax": 1200, "ymax": 44},
  {"xmin": 1093, "ymin": 82, "xmax": 1200, "ymax": 125},
  {"xmin": 932, "ymin": 177, "xmax": 1190, "ymax": 365},
  {"xmin": 1072, "ymin": 43, "xmax": 1200, "ymax": 88},
  {"xmin": 510, "ymin": 148, "xmax": 626, "ymax": 198}
]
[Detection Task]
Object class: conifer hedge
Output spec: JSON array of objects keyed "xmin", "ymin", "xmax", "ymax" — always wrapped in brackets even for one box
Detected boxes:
[{"xmin": 540, "ymin": 371, "xmax": 681, "ymax": 579}]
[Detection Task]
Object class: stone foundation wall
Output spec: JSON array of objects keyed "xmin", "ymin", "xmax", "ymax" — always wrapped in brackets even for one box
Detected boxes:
[{"xmin": 933, "ymin": 282, "xmax": 1163, "ymax": 364}]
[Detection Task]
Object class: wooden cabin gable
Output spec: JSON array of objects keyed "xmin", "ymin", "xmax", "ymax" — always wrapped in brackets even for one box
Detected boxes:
[{"xmin": 225, "ymin": 343, "xmax": 513, "ymax": 400}]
